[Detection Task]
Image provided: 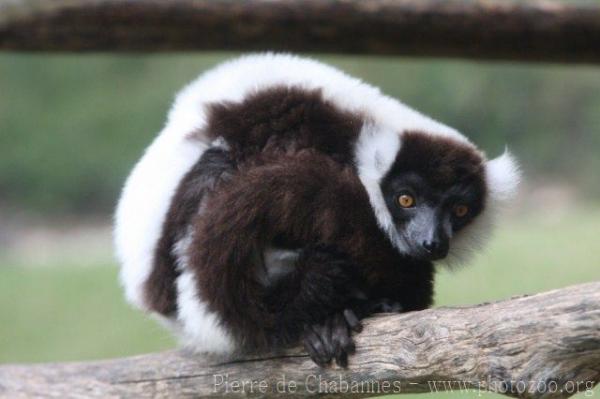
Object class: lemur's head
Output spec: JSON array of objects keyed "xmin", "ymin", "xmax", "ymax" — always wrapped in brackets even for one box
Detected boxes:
[{"xmin": 356, "ymin": 126, "xmax": 519, "ymax": 265}]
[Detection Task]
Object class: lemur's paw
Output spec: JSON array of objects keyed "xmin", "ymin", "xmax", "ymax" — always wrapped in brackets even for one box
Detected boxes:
[{"xmin": 302, "ymin": 310, "xmax": 362, "ymax": 368}]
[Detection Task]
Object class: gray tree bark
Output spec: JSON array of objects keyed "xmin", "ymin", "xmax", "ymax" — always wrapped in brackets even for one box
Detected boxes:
[
  {"xmin": 0, "ymin": 0, "xmax": 599, "ymax": 63},
  {"xmin": 0, "ymin": 281, "xmax": 598, "ymax": 398}
]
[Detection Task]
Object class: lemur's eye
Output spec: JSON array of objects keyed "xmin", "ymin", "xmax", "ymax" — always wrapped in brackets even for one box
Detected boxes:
[
  {"xmin": 454, "ymin": 204, "xmax": 469, "ymax": 217},
  {"xmin": 397, "ymin": 194, "xmax": 415, "ymax": 208}
]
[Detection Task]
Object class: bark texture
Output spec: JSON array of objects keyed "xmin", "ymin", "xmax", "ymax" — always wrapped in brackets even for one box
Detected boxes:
[
  {"xmin": 0, "ymin": 281, "xmax": 598, "ymax": 398},
  {"xmin": 0, "ymin": 0, "xmax": 599, "ymax": 62}
]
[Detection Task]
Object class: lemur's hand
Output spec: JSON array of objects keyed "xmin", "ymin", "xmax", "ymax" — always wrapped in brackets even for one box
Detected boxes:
[
  {"xmin": 290, "ymin": 244, "xmax": 368, "ymax": 367},
  {"xmin": 302, "ymin": 309, "xmax": 363, "ymax": 368},
  {"xmin": 301, "ymin": 296, "xmax": 404, "ymax": 367}
]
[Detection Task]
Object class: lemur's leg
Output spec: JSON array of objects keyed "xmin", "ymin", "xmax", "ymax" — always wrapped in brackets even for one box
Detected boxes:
[
  {"xmin": 188, "ymin": 151, "xmax": 373, "ymax": 365},
  {"xmin": 264, "ymin": 244, "xmax": 367, "ymax": 366},
  {"xmin": 144, "ymin": 147, "xmax": 235, "ymax": 316}
]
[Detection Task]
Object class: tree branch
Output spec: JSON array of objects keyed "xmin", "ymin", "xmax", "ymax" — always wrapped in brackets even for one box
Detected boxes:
[
  {"xmin": 0, "ymin": 281, "xmax": 598, "ymax": 398},
  {"xmin": 0, "ymin": 0, "xmax": 598, "ymax": 63}
]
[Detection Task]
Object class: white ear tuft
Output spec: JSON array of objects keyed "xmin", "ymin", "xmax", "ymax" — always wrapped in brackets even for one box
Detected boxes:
[
  {"xmin": 355, "ymin": 123, "xmax": 400, "ymax": 180},
  {"xmin": 486, "ymin": 149, "xmax": 521, "ymax": 203}
]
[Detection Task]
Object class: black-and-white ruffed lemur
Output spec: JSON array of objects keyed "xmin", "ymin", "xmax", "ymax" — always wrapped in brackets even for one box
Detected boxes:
[{"xmin": 115, "ymin": 54, "xmax": 520, "ymax": 367}]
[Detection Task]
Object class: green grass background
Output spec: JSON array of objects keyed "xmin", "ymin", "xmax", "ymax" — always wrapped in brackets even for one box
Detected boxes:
[
  {"xmin": 2, "ymin": 53, "xmax": 600, "ymax": 215},
  {"xmin": 1, "ymin": 207, "xmax": 598, "ymax": 398}
]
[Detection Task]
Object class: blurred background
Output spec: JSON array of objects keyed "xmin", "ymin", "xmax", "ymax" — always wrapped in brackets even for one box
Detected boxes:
[{"xmin": 0, "ymin": 53, "xmax": 598, "ymax": 398}]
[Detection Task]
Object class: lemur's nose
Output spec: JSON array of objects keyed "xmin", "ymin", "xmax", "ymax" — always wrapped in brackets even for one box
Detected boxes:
[
  {"xmin": 422, "ymin": 240, "xmax": 439, "ymax": 253},
  {"xmin": 422, "ymin": 239, "xmax": 449, "ymax": 259}
]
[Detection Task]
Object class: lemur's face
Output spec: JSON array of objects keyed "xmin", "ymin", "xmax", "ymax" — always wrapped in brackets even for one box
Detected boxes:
[{"xmin": 380, "ymin": 132, "xmax": 487, "ymax": 261}]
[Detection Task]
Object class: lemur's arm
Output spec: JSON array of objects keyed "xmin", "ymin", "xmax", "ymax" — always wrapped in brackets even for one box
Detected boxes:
[{"xmin": 187, "ymin": 150, "xmax": 371, "ymax": 365}]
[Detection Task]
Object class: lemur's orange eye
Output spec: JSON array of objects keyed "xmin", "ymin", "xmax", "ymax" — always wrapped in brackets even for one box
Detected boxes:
[
  {"xmin": 454, "ymin": 204, "xmax": 469, "ymax": 217},
  {"xmin": 398, "ymin": 194, "xmax": 415, "ymax": 208}
]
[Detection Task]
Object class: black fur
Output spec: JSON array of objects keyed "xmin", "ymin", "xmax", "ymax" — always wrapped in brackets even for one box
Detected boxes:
[{"xmin": 202, "ymin": 85, "xmax": 363, "ymax": 165}]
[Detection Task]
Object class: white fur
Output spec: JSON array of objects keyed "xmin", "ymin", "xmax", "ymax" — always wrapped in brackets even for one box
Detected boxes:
[
  {"xmin": 115, "ymin": 53, "xmax": 520, "ymax": 355},
  {"xmin": 354, "ymin": 124, "xmax": 408, "ymax": 252},
  {"xmin": 114, "ymin": 134, "xmax": 207, "ymax": 308},
  {"xmin": 166, "ymin": 230, "xmax": 237, "ymax": 353},
  {"xmin": 175, "ymin": 53, "xmax": 468, "ymax": 146},
  {"xmin": 176, "ymin": 270, "xmax": 236, "ymax": 353},
  {"xmin": 486, "ymin": 150, "xmax": 521, "ymax": 204}
]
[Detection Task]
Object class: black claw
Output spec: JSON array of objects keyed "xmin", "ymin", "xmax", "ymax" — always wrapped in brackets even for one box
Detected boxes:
[
  {"xmin": 331, "ymin": 313, "xmax": 355, "ymax": 368},
  {"xmin": 335, "ymin": 349, "xmax": 348, "ymax": 368},
  {"xmin": 338, "ymin": 330, "xmax": 355, "ymax": 355},
  {"xmin": 324, "ymin": 319, "xmax": 338, "ymax": 357},
  {"xmin": 304, "ymin": 340, "xmax": 326, "ymax": 366},
  {"xmin": 303, "ymin": 307, "xmax": 365, "ymax": 368},
  {"xmin": 343, "ymin": 309, "xmax": 363, "ymax": 333},
  {"xmin": 303, "ymin": 328, "xmax": 331, "ymax": 366},
  {"xmin": 313, "ymin": 323, "xmax": 335, "ymax": 361}
]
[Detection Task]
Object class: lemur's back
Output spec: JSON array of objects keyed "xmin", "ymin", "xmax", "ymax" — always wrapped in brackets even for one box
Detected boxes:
[
  {"xmin": 168, "ymin": 53, "xmax": 462, "ymax": 145},
  {"xmin": 200, "ymin": 85, "xmax": 364, "ymax": 165}
]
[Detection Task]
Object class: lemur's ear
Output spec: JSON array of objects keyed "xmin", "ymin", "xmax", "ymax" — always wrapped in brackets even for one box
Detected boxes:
[{"xmin": 485, "ymin": 149, "xmax": 521, "ymax": 203}]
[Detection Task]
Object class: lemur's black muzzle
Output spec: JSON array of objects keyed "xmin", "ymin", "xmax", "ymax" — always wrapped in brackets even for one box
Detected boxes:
[
  {"xmin": 405, "ymin": 206, "xmax": 451, "ymax": 261},
  {"xmin": 421, "ymin": 236, "xmax": 449, "ymax": 260}
]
